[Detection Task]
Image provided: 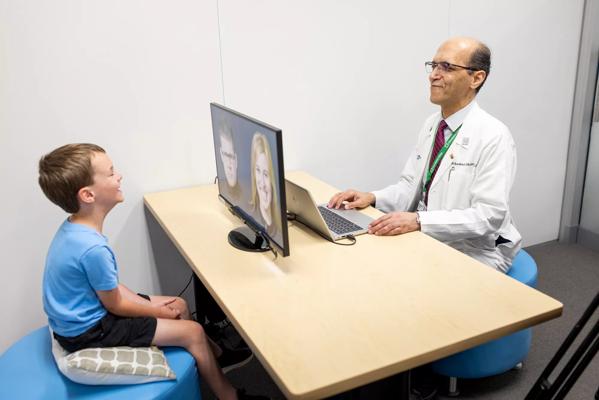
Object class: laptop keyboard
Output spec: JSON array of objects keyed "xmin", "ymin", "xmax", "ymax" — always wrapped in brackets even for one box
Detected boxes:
[{"xmin": 317, "ymin": 206, "xmax": 363, "ymax": 235}]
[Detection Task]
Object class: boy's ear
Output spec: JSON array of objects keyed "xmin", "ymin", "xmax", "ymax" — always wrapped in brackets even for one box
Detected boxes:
[{"xmin": 77, "ymin": 187, "xmax": 95, "ymax": 205}]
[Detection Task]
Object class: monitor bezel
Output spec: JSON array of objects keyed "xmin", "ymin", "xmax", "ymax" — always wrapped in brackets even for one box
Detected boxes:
[{"xmin": 210, "ymin": 102, "xmax": 290, "ymax": 257}]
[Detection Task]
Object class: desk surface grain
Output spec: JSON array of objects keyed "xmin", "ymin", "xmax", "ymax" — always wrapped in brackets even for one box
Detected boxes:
[{"xmin": 144, "ymin": 171, "xmax": 563, "ymax": 400}]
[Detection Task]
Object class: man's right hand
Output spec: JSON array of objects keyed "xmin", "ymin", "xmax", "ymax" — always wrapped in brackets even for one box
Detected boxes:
[{"xmin": 328, "ymin": 189, "xmax": 375, "ymax": 210}]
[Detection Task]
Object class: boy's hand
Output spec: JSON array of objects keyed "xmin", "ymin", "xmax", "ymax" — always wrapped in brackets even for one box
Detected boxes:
[
  {"xmin": 97, "ymin": 288, "xmax": 181, "ymax": 319},
  {"xmin": 154, "ymin": 298, "xmax": 181, "ymax": 319},
  {"xmin": 156, "ymin": 305, "xmax": 181, "ymax": 319}
]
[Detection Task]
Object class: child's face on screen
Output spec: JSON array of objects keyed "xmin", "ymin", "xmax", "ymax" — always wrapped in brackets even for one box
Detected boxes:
[{"xmin": 254, "ymin": 151, "xmax": 272, "ymax": 212}]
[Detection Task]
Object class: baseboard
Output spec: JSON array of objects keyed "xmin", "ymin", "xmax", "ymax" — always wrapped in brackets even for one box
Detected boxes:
[{"xmin": 524, "ymin": 240, "xmax": 559, "ymax": 251}]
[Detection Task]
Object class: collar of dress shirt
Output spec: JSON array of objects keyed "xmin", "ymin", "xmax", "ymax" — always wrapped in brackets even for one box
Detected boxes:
[{"xmin": 443, "ymin": 99, "xmax": 477, "ymax": 134}]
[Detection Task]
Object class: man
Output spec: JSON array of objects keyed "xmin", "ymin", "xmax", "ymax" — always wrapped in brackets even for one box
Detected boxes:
[
  {"xmin": 329, "ymin": 37, "xmax": 521, "ymax": 273},
  {"xmin": 219, "ymin": 122, "xmax": 241, "ymax": 202}
]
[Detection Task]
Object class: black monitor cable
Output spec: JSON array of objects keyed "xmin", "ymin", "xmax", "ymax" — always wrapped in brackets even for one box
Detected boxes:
[
  {"xmin": 176, "ymin": 273, "xmax": 197, "ymax": 321},
  {"xmin": 286, "ymin": 212, "xmax": 357, "ymax": 246},
  {"xmin": 177, "ymin": 273, "xmax": 194, "ymax": 298}
]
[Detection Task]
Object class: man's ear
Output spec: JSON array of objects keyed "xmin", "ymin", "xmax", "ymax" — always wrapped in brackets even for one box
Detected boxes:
[
  {"xmin": 471, "ymin": 70, "xmax": 487, "ymax": 90},
  {"xmin": 77, "ymin": 187, "xmax": 95, "ymax": 205}
]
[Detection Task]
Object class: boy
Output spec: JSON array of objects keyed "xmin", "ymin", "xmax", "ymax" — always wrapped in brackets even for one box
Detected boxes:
[{"xmin": 39, "ymin": 143, "xmax": 267, "ymax": 400}]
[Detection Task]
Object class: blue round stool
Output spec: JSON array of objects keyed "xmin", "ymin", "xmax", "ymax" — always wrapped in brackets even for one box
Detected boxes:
[
  {"xmin": 0, "ymin": 326, "xmax": 202, "ymax": 399},
  {"xmin": 431, "ymin": 250, "xmax": 538, "ymax": 396}
]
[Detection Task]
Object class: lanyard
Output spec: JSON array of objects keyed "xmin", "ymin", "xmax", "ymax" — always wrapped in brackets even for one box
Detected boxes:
[{"xmin": 423, "ymin": 121, "xmax": 462, "ymax": 193}]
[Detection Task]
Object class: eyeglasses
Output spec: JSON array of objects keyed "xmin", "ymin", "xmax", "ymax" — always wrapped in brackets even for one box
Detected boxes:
[
  {"xmin": 220, "ymin": 149, "xmax": 237, "ymax": 161},
  {"xmin": 425, "ymin": 61, "xmax": 478, "ymax": 73}
]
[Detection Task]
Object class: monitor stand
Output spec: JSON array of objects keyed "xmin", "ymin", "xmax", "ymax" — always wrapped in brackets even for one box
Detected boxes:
[{"xmin": 228, "ymin": 226, "xmax": 270, "ymax": 253}]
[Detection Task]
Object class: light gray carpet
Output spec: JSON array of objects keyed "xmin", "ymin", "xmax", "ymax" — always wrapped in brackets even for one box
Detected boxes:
[{"xmin": 201, "ymin": 242, "xmax": 599, "ymax": 399}]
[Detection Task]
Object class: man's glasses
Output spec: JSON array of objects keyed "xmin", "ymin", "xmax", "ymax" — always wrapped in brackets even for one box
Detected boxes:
[
  {"xmin": 425, "ymin": 61, "xmax": 478, "ymax": 73},
  {"xmin": 220, "ymin": 149, "xmax": 237, "ymax": 161}
]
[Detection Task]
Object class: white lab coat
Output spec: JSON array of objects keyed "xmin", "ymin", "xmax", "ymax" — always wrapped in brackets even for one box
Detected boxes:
[{"xmin": 372, "ymin": 103, "xmax": 521, "ymax": 273}]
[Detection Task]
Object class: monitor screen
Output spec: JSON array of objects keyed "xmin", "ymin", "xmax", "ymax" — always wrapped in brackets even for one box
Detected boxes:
[{"xmin": 210, "ymin": 103, "xmax": 289, "ymax": 257}]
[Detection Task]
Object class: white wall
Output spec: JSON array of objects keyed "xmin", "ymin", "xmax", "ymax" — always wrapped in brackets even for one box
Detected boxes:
[
  {"xmin": 219, "ymin": 0, "xmax": 583, "ymax": 245},
  {"xmin": 448, "ymin": 1, "xmax": 584, "ymax": 245},
  {"xmin": 0, "ymin": 0, "xmax": 222, "ymax": 352},
  {"xmin": 0, "ymin": 0, "xmax": 584, "ymax": 352}
]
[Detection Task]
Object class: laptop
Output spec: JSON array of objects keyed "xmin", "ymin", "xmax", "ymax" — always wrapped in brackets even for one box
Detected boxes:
[{"xmin": 285, "ymin": 180, "xmax": 374, "ymax": 241}]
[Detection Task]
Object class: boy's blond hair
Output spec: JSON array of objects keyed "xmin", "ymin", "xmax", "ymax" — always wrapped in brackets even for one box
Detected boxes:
[{"xmin": 38, "ymin": 143, "xmax": 105, "ymax": 213}]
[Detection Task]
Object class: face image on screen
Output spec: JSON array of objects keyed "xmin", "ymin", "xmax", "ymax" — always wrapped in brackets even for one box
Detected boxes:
[{"xmin": 210, "ymin": 103, "xmax": 289, "ymax": 257}]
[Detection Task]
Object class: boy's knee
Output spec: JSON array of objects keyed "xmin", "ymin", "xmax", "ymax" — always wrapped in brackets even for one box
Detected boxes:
[
  {"xmin": 185, "ymin": 321, "xmax": 207, "ymax": 344},
  {"xmin": 175, "ymin": 296, "xmax": 188, "ymax": 310},
  {"xmin": 172, "ymin": 297, "xmax": 189, "ymax": 315}
]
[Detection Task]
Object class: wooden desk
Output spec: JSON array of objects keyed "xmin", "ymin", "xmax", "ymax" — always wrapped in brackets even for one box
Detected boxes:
[{"xmin": 144, "ymin": 171, "xmax": 563, "ymax": 400}]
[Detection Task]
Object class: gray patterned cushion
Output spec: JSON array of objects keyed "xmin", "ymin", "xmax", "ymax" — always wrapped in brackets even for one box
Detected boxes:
[{"xmin": 50, "ymin": 328, "xmax": 176, "ymax": 385}]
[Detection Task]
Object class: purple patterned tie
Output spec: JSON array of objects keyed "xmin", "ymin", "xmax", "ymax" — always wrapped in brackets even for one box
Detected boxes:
[{"xmin": 424, "ymin": 119, "xmax": 448, "ymax": 205}]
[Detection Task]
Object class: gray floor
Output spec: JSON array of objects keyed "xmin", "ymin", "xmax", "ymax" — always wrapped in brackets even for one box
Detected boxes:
[{"xmin": 202, "ymin": 242, "xmax": 599, "ymax": 399}]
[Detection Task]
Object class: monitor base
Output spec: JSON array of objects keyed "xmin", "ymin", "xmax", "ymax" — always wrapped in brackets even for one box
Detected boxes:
[{"xmin": 228, "ymin": 226, "xmax": 270, "ymax": 253}]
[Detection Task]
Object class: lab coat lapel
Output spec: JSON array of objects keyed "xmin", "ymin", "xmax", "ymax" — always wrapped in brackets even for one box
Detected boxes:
[
  {"xmin": 420, "ymin": 119, "xmax": 438, "ymax": 179},
  {"xmin": 423, "ymin": 116, "xmax": 440, "ymax": 158},
  {"xmin": 428, "ymin": 115, "xmax": 472, "ymax": 191}
]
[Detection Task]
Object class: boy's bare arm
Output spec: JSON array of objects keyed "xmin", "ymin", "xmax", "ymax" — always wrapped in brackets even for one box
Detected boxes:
[
  {"xmin": 118, "ymin": 283, "xmax": 153, "ymax": 305},
  {"xmin": 97, "ymin": 287, "xmax": 180, "ymax": 319}
]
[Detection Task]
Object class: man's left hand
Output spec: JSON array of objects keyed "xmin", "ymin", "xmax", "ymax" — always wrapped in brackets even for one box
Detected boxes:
[{"xmin": 368, "ymin": 212, "xmax": 420, "ymax": 236}]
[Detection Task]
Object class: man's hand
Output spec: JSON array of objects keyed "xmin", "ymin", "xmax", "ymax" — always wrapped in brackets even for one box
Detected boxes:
[
  {"xmin": 368, "ymin": 212, "xmax": 420, "ymax": 236},
  {"xmin": 328, "ymin": 189, "xmax": 375, "ymax": 210}
]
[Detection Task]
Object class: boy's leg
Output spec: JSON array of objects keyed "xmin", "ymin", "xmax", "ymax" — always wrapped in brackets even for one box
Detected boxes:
[
  {"xmin": 145, "ymin": 295, "xmax": 241, "ymax": 358},
  {"xmin": 153, "ymin": 318, "xmax": 237, "ymax": 400},
  {"xmin": 194, "ymin": 277, "xmax": 248, "ymax": 350}
]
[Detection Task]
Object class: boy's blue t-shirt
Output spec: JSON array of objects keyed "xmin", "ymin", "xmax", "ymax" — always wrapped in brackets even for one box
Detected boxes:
[{"xmin": 43, "ymin": 219, "xmax": 119, "ymax": 337}]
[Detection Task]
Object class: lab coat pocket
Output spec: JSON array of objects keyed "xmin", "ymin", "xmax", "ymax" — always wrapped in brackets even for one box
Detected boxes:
[{"xmin": 445, "ymin": 165, "xmax": 476, "ymax": 208}]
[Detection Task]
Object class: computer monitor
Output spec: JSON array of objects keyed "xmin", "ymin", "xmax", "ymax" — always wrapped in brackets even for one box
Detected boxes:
[{"xmin": 210, "ymin": 103, "xmax": 290, "ymax": 257}]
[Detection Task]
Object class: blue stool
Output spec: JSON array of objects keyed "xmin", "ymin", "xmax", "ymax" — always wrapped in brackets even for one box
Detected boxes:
[
  {"xmin": 431, "ymin": 250, "xmax": 538, "ymax": 396},
  {"xmin": 0, "ymin": 326, "xmax": 202, "ymax": 399}
]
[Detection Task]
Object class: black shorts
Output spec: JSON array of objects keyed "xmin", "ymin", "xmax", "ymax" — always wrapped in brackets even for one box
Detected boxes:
[{"xmin": 54, "ymin": 299, "xmax": 157, "ymax": 353}]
